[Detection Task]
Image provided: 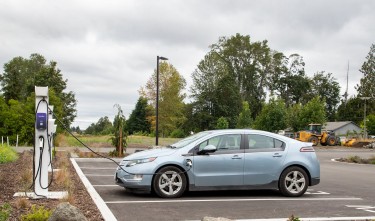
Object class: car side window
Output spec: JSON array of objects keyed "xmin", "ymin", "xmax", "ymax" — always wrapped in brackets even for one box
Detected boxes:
[
  {"xmin": 198, "ymin": 134, "xmax": 241, "ymax": 151},
  {"xmin": 247, "ymin": 134, "xmax": 284, "ymax": 149}
]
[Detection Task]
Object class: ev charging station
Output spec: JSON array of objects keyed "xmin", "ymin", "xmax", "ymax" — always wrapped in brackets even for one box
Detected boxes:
[
  {"xmin": 34, "ymin": 86, "xmax": 50, "ymax": 196},
  {"xmin": 14, "ymin": 86, "xmax": 67, "ymax": 199}
]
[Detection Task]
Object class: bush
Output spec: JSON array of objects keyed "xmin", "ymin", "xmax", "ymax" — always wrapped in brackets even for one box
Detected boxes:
[
  {"xmin": 170, "ymin": 129, "xmax": 185, "ymax": 138},
  {"xmin": 21, "ymin": 205, "xmax": 52, "ymax": 221},
  {"xmin": 0, "ymin": 203, "xmax": 12, "ymax": 221},
  {"xmin": 0, "ymin": 144, "xmax": 19, "ymax": 164},
  {"xmin": 216, "ymin": 117, "xmax": 229, "ymax": 129}
]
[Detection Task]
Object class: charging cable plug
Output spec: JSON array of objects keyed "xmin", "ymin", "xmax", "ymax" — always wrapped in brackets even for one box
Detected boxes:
[
  {"xmin": 186, "ymin": 159, "xmax": 193, "ymax": 167},
  {"xmin": 39, "ymin": 136, "xmax": 44, "ymax": 149}
]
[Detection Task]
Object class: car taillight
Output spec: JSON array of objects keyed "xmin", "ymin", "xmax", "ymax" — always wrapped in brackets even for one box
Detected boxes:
[{"xmin": 300, "ymin": 146, "xmax": 315, "ymax": 152}]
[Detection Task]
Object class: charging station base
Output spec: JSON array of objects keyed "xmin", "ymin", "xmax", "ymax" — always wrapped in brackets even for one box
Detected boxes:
[{"xmin": 14, "ymin": 191, "xmax": 68, "ymax": 199}]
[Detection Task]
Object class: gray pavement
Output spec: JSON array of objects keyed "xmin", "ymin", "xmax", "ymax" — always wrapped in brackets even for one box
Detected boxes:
[{"xmin": 71, "ymin": 148, "xmax": 375, "ymax": 221}]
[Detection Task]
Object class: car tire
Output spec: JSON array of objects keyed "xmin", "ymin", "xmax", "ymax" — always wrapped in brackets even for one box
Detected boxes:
[
  {"xmin": 279, "ymin": 166, "xmax": 309, "ymax": 197},
  {"xmin": 153, "ymin": 166, "xmax": 187, "ymax": 198}
]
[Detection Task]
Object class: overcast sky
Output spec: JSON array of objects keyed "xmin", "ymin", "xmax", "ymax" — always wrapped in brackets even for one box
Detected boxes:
[{"xmin": 0, "ymin": 0, "xmax": 374, "ymax": 129}]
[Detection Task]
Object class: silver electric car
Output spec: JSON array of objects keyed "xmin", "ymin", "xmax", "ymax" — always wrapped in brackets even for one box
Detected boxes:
[{"xmin": 115, "ymin": 129, "xmax": 320, "ymax": 198}]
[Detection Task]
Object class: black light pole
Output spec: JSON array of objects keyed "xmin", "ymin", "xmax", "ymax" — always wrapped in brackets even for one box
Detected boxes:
[{"xmin": 156, "ymin": 56, "xmax": 168, "ymax": 146}]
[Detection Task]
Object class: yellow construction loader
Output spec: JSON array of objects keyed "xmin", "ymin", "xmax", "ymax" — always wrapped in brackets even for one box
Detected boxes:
[{"xmin": 295, "ymin": 123, "xmax": 337, "ymax": 146}]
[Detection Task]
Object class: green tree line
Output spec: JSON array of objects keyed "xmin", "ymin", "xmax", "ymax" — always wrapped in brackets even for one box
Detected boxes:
[
  {"xmin": 122, "ymin": 35, "xmax": 374, "ymax": 137},
  {"xmin": 0, "ymin": 54, "xmax": 77, "ymax": 145}
]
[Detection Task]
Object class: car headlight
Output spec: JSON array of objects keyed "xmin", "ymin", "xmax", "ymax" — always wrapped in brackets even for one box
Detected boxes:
[{"xmin": 125, "ymin": 157, "xmax": 157, "ymax": 167}]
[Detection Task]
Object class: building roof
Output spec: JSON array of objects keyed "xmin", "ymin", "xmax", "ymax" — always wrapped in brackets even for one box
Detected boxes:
[{"xmin": 323, "ymin": 121, "xmax": 360, "ymax": 131}]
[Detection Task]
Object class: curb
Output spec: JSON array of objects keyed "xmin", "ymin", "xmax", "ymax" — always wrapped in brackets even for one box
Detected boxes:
[{"xmin": 70, "ymin": 158, "xmax": 117, "ymax": 221}]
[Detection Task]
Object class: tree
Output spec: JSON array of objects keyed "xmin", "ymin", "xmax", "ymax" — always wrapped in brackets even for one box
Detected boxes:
[
  {"xmin": 310, "ymin": 71, "xmax": 341, "ymax": 121},
  {"xmin": 271, "ymin": 54, "xmax": 311, "ymax": 106},
  {"xmin": 111, "ymin": 104, "xmax": 127, "ymax": 157},
  {"xmin": 336, "ymin": 97, "xmax": 364, "ymax": 125},
  {"xmin": 216, "ymin": 117, "xmax": 229, "ymax": 129},
  {"xmin": 286, "ymin": 103, "xmax": 304, "ymax": 132},
  {"xmin": 0, "ymin": 89, "xmax": 64, "ymax": 144},
  {"xmin": 367, "ymin": 114, "xmax": 375, "ymax": 135},
  {"xmin": 253, "ymin": 98, "xmax": 287, "ymax": 132},
  {"xmin": 213, "ymin": 73, "xmax": 241, "ymax": 128},
  {"xmin": 0, "ymin": 53, "xmax": 77, "ymax": 127},
  {"xmin": 140, "ymin": 62, "xmax": 186, "ymax": 137},
  {"xmin": 299, "ymin": 96, "xmax": 327, "ymax": 127},
  {"xmin": 84, "ymin": 116, "xmax": 113, "ymax": 135},
  {"xmin": 127, "ymin": 97, "xmax": 151, "ymax": 135},
  {"xmin": 191, "ymin": 34, "xmax": 282, "ymax": 130},
  {"xmin": 356, "ymin": 44, "xmax": 375, "ymax": 115},
  {"xmin": 237, "ymin": 101, "xmax": 253, "ymax": 128},
  {"xmin": 210, "ymin": 34, "xmax": 273, "ymax": 118}
]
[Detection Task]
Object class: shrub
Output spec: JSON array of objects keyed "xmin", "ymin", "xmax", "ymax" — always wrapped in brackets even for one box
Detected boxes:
[
  {"xmin": 0, "ymin": 144, "xmax": 19, "ymax": 163},
  {"xmin": 170, "ymin": 129, "xmax": 185, "ymax": 138},
  {"xmin": 15, "ymin": 198, "xmax": 30, "ymax": 210},
  {"xmin": 0, "ymin": 203, "xmax": 12, "ymax": 221},
  {"xmin": 348, "ymin": 155, "xmax": 362, "ymax": 163},
  {"xmin": 21, "ymin": 205, "xmax": 52, "ymax": 221},
  {"xmin": 370, "ymin": 156, "xmax": 375, "ymax": 165},
  {"xmin": 216, "ymin": 117, "xmax": 229, "ymax": 129}
]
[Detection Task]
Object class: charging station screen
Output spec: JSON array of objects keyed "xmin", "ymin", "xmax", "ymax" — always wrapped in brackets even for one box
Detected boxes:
[{"xmin": 36, "ymin": 113, "xmax": 47, "ymax": 130}]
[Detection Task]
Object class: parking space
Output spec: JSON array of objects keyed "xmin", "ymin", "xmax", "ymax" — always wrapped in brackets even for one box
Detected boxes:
[{"xmin": 72, "ymin": 149, "xmax": 375, "ymax": 221}]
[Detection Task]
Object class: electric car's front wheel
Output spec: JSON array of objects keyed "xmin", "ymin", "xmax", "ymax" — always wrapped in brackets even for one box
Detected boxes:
[{"xmin": 153, "ymin": 166, "xmax": 186, "ymax": 198}]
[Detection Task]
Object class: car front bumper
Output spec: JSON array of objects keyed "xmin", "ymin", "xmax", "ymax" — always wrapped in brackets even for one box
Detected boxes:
[{"xmin": 115, "ymin": 167, "xmax": 152, "ymax": 192}]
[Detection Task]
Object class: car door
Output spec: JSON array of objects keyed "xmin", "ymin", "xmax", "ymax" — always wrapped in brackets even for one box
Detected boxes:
[
  {"xmin": 243, "ymin": 134, "xmax": 286, "ymax": 185},
  {"xmin": 193, "ymin": 134, "xmax": 244, "ymax": 187}
]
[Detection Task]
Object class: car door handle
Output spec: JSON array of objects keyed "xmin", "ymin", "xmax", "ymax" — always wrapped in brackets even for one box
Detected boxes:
[
  {"xmin": 273, "ymin": 153, "xmax": 282, "ymax": 158},
  {"xmin": 232, "ymin": 155, "xmax": 242, "ymax": 159}
]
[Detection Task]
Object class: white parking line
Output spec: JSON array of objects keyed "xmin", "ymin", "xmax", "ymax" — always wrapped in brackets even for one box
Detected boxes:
[
  {"xmin": 305, "ymin": 191, "xmax": 330, "ymax": 195},
  {"xmin": 93, "ymin": 185, "xmax": 119, "ymax": 187},
  {"xmin": 105, "ymin": 197, "xmax": 362, "ymax": 204},
  {"xmin": 85, "ymin": 174, "xmax": 114, "ymax": 176},
  {"xmin": 346, "ymin": 205, "xmax": 375, "ymax": 213},
  {"xmin": 80, "ymin": 167, "xmax": 116, "ymax": 169}
]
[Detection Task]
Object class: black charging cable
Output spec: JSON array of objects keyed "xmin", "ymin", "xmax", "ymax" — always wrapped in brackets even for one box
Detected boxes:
[{"xmin": 48, "ymin": 106, "xmax": 192, "ymax": 176}]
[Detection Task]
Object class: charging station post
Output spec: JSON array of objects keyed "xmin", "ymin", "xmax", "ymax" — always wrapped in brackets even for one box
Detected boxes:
[{"xmin": 34, "ymin": 86, "xmax": 50, "ymax": 196}]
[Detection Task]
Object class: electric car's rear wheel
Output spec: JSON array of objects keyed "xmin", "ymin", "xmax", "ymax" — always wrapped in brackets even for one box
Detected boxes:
[
  {"xmin": 153, "ymin": 166, "xmax": 186, "ymax": 198},
  {"xmin": 279, "ymin": 166, "xmax": 309, "ymax": 197}
]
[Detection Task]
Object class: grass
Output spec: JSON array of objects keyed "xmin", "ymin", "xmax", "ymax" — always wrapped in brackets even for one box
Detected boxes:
[
  {"xmin": 55, "ymin": 134, "xmax": 112, "ymax": 147},
  {"xmin": 127, "ymin": 135, "xmax": 180, "ymax": 147},
  {"xmin": 0, "ymin": 203, "xmax": 12, "ymax": 221},
  {"xmin": 56, "ymin": 134, "xmax": 181, "ymax": 148},
  {"xmin": 340, "ymin": 155, "xmax": 375, "ymax": 164},
  {"xmin": 0, "ymin": 144, "xmax": 19, "ymax": 163}
]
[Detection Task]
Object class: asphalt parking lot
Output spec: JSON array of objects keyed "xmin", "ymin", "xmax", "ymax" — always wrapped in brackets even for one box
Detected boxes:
[{"xmin": 72, "ymin": 149, "xmax": 375, "ymax": 221}]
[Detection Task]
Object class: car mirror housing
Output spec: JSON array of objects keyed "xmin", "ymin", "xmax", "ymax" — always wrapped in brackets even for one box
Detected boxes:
[{"xmin": 198, "ymin": 144, "xmax": 217, "ymax": 155}]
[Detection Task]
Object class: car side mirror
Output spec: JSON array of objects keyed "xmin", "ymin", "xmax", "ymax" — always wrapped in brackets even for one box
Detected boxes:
[{"xmin": 198, "ymin": 144, "xmax": 217, "ymax": 155}]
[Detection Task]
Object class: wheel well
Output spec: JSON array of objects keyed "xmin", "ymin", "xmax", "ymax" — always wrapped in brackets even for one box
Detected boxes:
[
  {"xmin": 280, "ymin": 165, "xmax": 312, "ymax": 186},
  {"xmin": 151, "ymin": 164, "xmax": 190, "ymax": 192}
]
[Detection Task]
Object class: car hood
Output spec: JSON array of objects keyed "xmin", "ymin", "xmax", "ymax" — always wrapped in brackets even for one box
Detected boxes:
[{"xmin": 124, "ymin": 147, "xmax": 177, "ymax": 160}]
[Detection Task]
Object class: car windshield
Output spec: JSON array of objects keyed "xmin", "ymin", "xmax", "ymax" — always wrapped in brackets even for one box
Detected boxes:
[{"xmin": 168, "ymin": 131, "xmax": 211, "ymax": 149}]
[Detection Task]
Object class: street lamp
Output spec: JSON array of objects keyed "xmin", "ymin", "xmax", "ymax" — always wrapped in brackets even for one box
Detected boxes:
[
  {"xmin": 156, "ymin": 56, "xmax": 168, "ymax": 146},
  {"xmin": 359, "ymin": 97, "xmax": 372, "ymax": 139}
]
